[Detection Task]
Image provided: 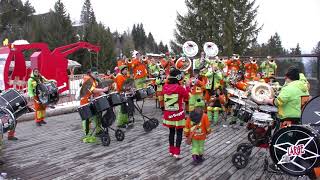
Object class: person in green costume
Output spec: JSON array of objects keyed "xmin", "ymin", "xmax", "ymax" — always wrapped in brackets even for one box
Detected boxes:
[
  {"xmin": 264, "ymin": 66, "xmax": 309, "ymax": 127},
  {"xmin": 205, "ymin": 66, "xmax": 223, "ymax": 124},
  {"xmin": 260, "ymin": 56, "xmax": 277, "ymax": 83}
]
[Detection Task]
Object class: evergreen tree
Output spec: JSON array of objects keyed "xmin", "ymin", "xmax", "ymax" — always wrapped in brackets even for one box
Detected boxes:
[
  {"xmin": 290, "ymin": 43, "xmax": 301, "ymax": 55},
  {"xmin": 158, "ymin": 41, "xmax": 166, "ymax": 53},
  {"xmin": 43, "ymin": 0, "xmax": 77, "ymax": 49},
  {"xmin": 131, "ymin": 23, "xmax": 147, "ymax": 52},
  {"xmin": 266, "ymin": 32, "xmax": 286, "ymax": 56},
  {"xmin": 171, "ymin": 0, "xmax": 261, "ymax": 56},
  {"xmin": 121, "ymin": 31, "xmax": 135, "ymax": 58},
  {"xmin": 312, "ymin": 41, "xmax": 320, "ymax": 55},
  {"xmin": 0, "ymin": 0, "xmax": 29, "ymax": 41},
  {"xmin": 145, "ymin": 32, "xmax": 158, "ymax": 53}
]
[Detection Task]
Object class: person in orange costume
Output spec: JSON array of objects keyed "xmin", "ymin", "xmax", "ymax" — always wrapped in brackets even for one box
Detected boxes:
[
  {"xmin": 114, "ymin": 65, "xmax": 132, "ymax": 127},
  {"xmin": 27, "ymin": 68, "xmax": 56, "ymax": 127},
  {"xmin": 79, "ymin": 67, "xmax": 109, "ymax": 143},
  {"xmin": 184, "ymin": 98, "xmax": 211, "ymax": 165},
  {"xmin": 244, "ymin": 57, "xmax": 259, "ymax": 81},
  {"xmin": 129, "ymin": 51, "xmax": 148, "ymax": 89},
  {"xmin": 226, "ymin": 54, "xmax": 241, "ymax": 76}
]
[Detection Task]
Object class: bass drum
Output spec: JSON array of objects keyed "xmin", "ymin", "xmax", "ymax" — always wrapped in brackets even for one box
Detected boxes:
[
  {"xmin": 0, "ymin": 89, "xmax": 29, "ymax": 118},
  {"xmin": 36, "ymin": 81, "xmax": 59, "ymax": 105},
  {"xmin": 270, "ymin": 125, "xmax": 320, "ymax": 176},
  {"xmin": 301, "ymin": 96, "xmax": 320, "ymax": 132}
]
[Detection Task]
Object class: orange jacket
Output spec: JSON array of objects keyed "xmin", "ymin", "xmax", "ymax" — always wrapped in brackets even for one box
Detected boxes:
[
  {"xmin": 236, "ymin": 81, "xmax": 247, "ymax": 91},
  {"xmin": 117, "ymin": 59, "xmax": 126, "ymax": 67},
  {"xmin": 226, "ymin": 59, "xmax": 241, "ymax": 75},
  {"xmin": 189, "ymin": 77, "xmax": 206, "ymax": 94},
  {"xmin": 80, "ymin": 75, "xmax": 98, "ymax": 105},
  {"xmin": 244, "ymin": 63, "xmax": 258, "ymax": 80},
  {"xmin": 184, "ymin": 113, "xmax": 211, "ymax": 140},
  {"xmin": 130, "ymin": 59, "xmax": 148, "ymax": 79},
  {"xmin": 114, "ymin": 73, "xmax": 128, "ymax": 92}
]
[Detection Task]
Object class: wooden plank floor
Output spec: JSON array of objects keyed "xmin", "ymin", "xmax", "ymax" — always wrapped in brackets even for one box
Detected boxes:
[{"xmin": 0, "ymin": 100, "xmax": 310, "ymax": 180}]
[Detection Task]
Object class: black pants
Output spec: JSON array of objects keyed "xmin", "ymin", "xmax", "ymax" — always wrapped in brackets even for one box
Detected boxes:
[{"xmin": 169, "ymin": 128, "xmax": 183, "ymax": 147}]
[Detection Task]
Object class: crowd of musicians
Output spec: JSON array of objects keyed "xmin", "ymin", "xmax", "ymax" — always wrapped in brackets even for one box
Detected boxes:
[{"xmin": 1, "ymin": 45, "xmax": 316, "ymax": 177}]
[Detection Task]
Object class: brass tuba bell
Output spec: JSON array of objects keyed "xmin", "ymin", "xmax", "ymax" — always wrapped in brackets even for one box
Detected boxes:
[
  {"xmin": 175, "ymin": 57, "xmax": 192, "ymax": 72},
  {"xmin": 251, "ymin": 82, "xmax": 275, "ymax": 104},
  {"xmin": 203, "ymin": 42, "xmax": 219, "ymax": 58},
  {"xmin": 182, "ymin": 41, "xmax": 199, "ymax": 57}
]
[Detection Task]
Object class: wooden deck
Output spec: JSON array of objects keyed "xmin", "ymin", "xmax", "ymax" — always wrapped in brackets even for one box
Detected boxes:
[{"xmin": 0, "ymin": 100, "xmax": 310, "ymax": 180}]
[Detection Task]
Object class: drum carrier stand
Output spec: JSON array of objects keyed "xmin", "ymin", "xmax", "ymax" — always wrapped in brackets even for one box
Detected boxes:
[{"xmin": 124, "ymin": 86, "xmax": 159, "ymax": 132}]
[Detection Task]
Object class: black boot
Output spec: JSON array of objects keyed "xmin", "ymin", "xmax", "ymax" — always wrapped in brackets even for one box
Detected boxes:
[
  {"xmin": 198, "ymin": 154, "xmax": 205, "ymax": 162},
  {"xmin": 36, "ymin": 122, "xmax": 42, "ymax": 126}
]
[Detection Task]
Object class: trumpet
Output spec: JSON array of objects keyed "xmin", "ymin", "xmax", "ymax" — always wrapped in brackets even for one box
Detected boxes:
[
  {"xmin": 141, "ymin": 55, "xmax": 148, "ymax": 62},
  {"xmin": 126, "ymin": 58, "xmax": 132, "ymax": 64}
]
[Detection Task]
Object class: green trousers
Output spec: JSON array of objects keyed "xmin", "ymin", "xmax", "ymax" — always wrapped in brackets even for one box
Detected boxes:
[
  {"xmin": 82, "ymin": 115, "xmax": 102, "ymax": 143},
  {"xmin": 191, "ymin": 139, "xmax": 205, "ymax": 155},
  {"xmin": 207, "ymin": 107, "xmax": 222, "ymax": 124},
  {"xmin": 116, "ymin": 106, "xmax": 129, "ymax": 127}
]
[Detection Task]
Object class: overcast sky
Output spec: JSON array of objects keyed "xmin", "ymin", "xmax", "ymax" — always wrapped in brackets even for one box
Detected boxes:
[{"xmin": 24, "ymin": 0, "xmax": 320, "ymax": 53}]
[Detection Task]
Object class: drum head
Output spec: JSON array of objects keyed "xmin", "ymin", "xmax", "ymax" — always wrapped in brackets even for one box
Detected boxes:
[
  {"xmin": 229, "ymin": 97, "xmax": 245, "ymax": 106},
  {"xmin": 270, "ymin": 125, "xmax": 320, "ymax": 176},
  {"xmin": 301, "ymin": 96, "xmax": 320, "ymax": 132},
  {"xmin": 259, "ymin": 105, "xmax": 278, "ymax": 113}
]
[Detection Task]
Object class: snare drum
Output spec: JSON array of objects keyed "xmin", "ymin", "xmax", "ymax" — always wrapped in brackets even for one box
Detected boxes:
[
  {"xmin": 78, "ymin": 103, "xmax": 95, "ymax": 120},
  {"xmin": 270, "ymin": 125, "xmax": 320, "ymax": 177},
  {"xmin": 92, "ymin": 95, "xmax": 110, "ymax": 113},
  {"xmin": 0, "ymin": 89, "xmax": 29, "ymax": 118},
  {"xmin": 135, "ymin": 88, "xmax": 148, "ymax": 101},
  {"xmin": 107, "ymin": 92, "xmax": 123, "ymax": 107},
  {"xmin": 0, "ymin": 107, "xmax": 16, "ymax": 134},
  {"xmin": 36, "ymin": 81, "xmax": 59, "ymax": 105},
  {"xmin": 259, "ymin": 105, "xmax": 278, "ymax": 113},
  {"xmin": 239, "ymin": 107, "xmax": 253, "ymax": 122},
  {"xmin": 252, "ymin": 111, "xmax": 273, "ymax": 127}
]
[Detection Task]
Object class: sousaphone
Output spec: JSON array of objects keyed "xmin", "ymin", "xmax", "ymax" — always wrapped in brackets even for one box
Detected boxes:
[
  {"xmin": 203, "ymin": 42, "xmax": 219, "ymax": 58},
  {"xmin": 182, "ymin": 41, "xmax": 198, "ymax": 58},
  {"xmin": 175, "ymin": 57, "xmax": 192, "ymax": 72},
  {"xmin": 251, "ymin": 82, "xmax": 275, "ymax": 104}
]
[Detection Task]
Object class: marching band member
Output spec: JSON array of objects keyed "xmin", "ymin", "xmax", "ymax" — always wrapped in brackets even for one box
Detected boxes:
[
  {"xmin": 79, "ymin": 67, "xmax": 109, "ymax": 143},
  {"xmin": 155, "ymin": 69, "xmax": 166, "ymax": 110},
  {"xmin": 184, "ymin": 98, "xmax": 211, "ymax": 165},
  {"xmin": 188, "ymin": 69, "xmax": 206, "ymax": 112},
  {"xmin": 226, "ymin": 54, "xmax": 241, "ymax": 76},
  {"xmin": 234, "ymin": 71, "xmax": 248, "ymax": 91},
  {"xmin": 264, "ymin": 66, "xmax": 309, "ymax": 127},
  {"xmin": 103, "ymin": 70, "xmax": 114, "ymax": 80},
  {"xmin": 27, "ymin": 68, "xmax": 51, "ymax": 127},
  {"xmin": 244, "ymin": 57, "xmax": 259, "ymax": 81},
  {"xmin": 162, "ymin": 68, "xmax": 189, "ymax": 159},
  {"xmin": 129, "ymin": 51, "xmax": 148, "ymax": 89},
  {"xmin": 205, "ymin": 66, "xmax": 223, "ymax": 124},
  {"xmin": 114, "ymin": 65, "xmax": 131, "ymax": 127},
  {"xmin": 176, "ymin": 56, "xmax": 192, "ymax": 113},
  {"xmin": 260, "ymin": 56, "xmax": 277, "ymax": 83}
]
